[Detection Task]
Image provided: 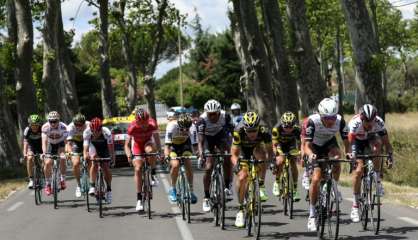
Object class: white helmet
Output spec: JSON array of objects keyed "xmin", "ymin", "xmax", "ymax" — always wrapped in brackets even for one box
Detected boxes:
[
  {"xmin": 204, "ymin": 99, "xmax": 221, "ymax": 113},
  {"xmin": 318, "ymin": 98, "xmax": 338, "ymax": 117},
  {"xmin": 360, "ymin": 104, "xmax": 377, "ymax": 121},
  {"xmin": 230, "ymin": 103, "xmax": 241, "ymax": 111}
]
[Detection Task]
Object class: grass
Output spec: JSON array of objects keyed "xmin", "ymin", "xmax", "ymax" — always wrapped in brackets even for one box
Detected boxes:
[{"xmin": 0, "ymin": 179, "xmax": 26, "ymax": 201}]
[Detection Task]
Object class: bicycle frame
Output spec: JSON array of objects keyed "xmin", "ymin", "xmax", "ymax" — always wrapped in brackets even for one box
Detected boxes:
[
  {"xmin": 91, "ymin": 157, "xmax": 111, "ymax": 218},
  {"xmin": 32, "ymin": 154, "xmax": 44, "ymax": 205},
  {"xmin": 172, "ymin": 156, "xmax": 195, "ymax": 223}
]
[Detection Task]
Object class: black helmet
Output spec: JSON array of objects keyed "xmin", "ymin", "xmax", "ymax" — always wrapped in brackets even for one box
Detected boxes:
[
  {"xmin": 177, "ymin": 114, "xmax": 192, "ymax": 129},
  {"xmin": 72, "ymin": 113, "xmax": 86, "ymax": 125}
]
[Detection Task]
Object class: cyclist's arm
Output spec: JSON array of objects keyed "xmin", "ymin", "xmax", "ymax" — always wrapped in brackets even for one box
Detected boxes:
[
  {"xmin": 303, "ymin": 119, "xmax": 315, "ymax": 158},
  {"xmin": 124, "ymin": 135, "xmax": 132, "ymax": 159},
  {"xmin": 340, "ymin": 118, "xmax": 349, "ymax": 154},
  {"xmin": 153, "ymin": 132, "xmax": 161, "ymax": 152},
  {"xmin": 23, "ymin": 140, "xmax": 28, "ymax": 157},
  {"xmin": 82, "ymin": 130, "xmax": 90, "ymax": 160},
  {"xmin": 41, "ymin": 133, "xmax": 48, "ymax": 154},
  {"xmin": 381, "ymin": 134, "xmax": 393, "ymax": 154}
]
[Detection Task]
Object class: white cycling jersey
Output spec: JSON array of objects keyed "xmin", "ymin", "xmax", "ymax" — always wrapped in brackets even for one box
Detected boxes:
[
  {"xmin": 41, "ymin": 122, "xmax": 68, "ymax": 144},
  {"xmin": 165, "ymin": 121, "xmax": 190, "ymax": 145},
  {"xmin": 197, "ymin": 110, "xmax": 233, "ymax": 136},
  {"xmin": 67, "ymin": 121, "xmax": 91, "ymax": 142},
  {"xmin": 304, "ymin": 113, "xmax": 348, "ymax": 146},
  {"xmin": 348, "ymin": 114, "xmax": 387, "ymax": 141}
]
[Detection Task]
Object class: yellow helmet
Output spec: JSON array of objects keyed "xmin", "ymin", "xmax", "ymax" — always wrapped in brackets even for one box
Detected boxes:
[
  {"xmin": 280, "ymin": 111, "xmax": 296, "ymax": 127},
  {"xmin": 243, "ymin": 111, "xmax": 260, "ymax": 129}
]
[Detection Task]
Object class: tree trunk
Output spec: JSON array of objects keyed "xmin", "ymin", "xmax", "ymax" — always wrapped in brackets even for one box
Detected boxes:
[
  {"xmin": 114, "ymin": 0, "xmax": 138, "ymax": 112},
  {"xmin": 57, "ymin": 5, "xmax": 79, "ymax": 118},
  {"xmin": 144, "ymin": 0, "xmax": 168, "ymax": 121},
  {"xmin": 229, "ymin": 8, "xmax": 257, "ymax": 111},
  {"xmin": 335, "ymin": 25, "xmax": 344, "ymax": 116},
  {"xmin": 286, "ymin": 0, "xmax": 327, "ymax": 115},
  {"xmin": 14, "ymin": 0, "xmax": 38, "ymax": 135},
  {"xmin": 99, "ymin": 0, "xmax": 117, "ymax": 118},
  {"xmin": 232, "ymin": 0, "xmax": 276, "ymax": 127},
  {"xmin": 340, "ymin": 0, "xmax": 384, "ymax": 116},
  {"xmin": 261, "ymin": 0, "xmax": 298, "ymax": 116},
  {"xmin": 0, "ymin": 65, "xmax": 22, "ymax": 168},
  {"xmin": 42, "ymin": 0, "xmax": 65, "ymax": 116}
]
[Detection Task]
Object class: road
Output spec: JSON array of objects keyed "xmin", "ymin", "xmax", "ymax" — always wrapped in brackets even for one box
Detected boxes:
[{"xmin": 1, "ymin": 166, "xmax": 418, "ymax": 240}]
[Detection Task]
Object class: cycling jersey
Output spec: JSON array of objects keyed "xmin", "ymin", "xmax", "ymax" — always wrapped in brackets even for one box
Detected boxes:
[
  {"xmin": 348, "ymin": 114, "xmax": 387, "ymax": 141},
  {"xmin": 272, "ymin": 124, "xmax": 300, "ymax": 154},
  {"xmin": 304, "ymin": 113, "xmax": 348, "ymax": 146},
  {"xmin": 67, "ymin": 121, "xmax": 91, "ymax": 142},
  {"xmin": 165, "ymin": 121, "xmax": 190, "ymax": 145},
  {"xmin": 197, "ymin": 110, "xmax": 233, "ymax": 136},
  {"xmin": 127, "ymin": 118, "xmax": 159, "ymax": 155},
  {"xmin": 41, "ymin": 122, "xmax": 68, "ymax": 144},
  {"xmin": 83, "ymin": 127, "xmax": 112, "ymax": 157},
  {"xmin": 232, "ymin": 122, "xmax": 272, "ymax": 159},
  {"xmin": 23, "ymin": 127, "xmax": 42, "ymax": 154}
]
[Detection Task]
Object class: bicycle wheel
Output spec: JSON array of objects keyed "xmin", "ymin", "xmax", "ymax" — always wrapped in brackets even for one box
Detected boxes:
[
  {"xmin": 370, "ymin": 175, "xmax": 381, "ymax": 235},
  {"xmin": 217, "ymin": 170, "xmax": 226, "ymax": 229},
  {"xmin": 326, "ymin": 180, "xmax": 340, "ymax": 240},
  {"xmin": 288, "ymin": 166, "xmax": 294, "ymax": 219},
  {"xmin": 316, "ymin": 183, "xmax": 327, "ymax": 239},
  {"xmin": 210, "ymin": 172, "xmax": 219, "ymax": 226},
  {"xmin": 246, "ymin": 182, "xmax": 253, "ymax": 237},
  {"xmin": 143, "ymin": 168, "xmax": 152, "ymax": 219},
  {"xmin": 252, "ymin": 176, "xmax": 262, "ymax": 240},
  {"xmin": 281, "ymin": 170, "xmax": 289, "ymax": 216},
  {"xmin": 33, "ymin": 164, "xmax": 41, "ymax": 205},
  {"xmin": 97, "ymin": 170, "xmax": 103, "ymax": 218},
  {"xmin": 81, "ymin": 167, "xmax": 90, "ymax": 212},
  {"xmin": 52, "ymin": 167, "xmax": 58, "ymax": 209},
  {"xmin": 178, "ymin": 174, "xmax": 186, "ymax": 220},
  {"xmin": 359, "ymin": 176, "xmax": 369, "ymax": 230},
  {"xmin": 184, "ymin": 172, "xmax": 191, "ymax": 223}
]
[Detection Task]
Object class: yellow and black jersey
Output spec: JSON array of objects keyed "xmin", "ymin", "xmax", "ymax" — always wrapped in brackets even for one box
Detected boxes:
[
  {"xmin": 271, "ymin": 124, "xmax": 301, "ymax": 146},
  {"xmin": 232, "ymin": 123, "xmax": 272, "ymax": 149}
]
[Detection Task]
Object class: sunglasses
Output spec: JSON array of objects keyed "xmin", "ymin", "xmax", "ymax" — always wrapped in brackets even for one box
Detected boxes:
[
  {"xmin": 322, "ymin": 115, "xmax": 337, "ymax": 121},
  {"xmin": 179, "ymin": 127, "xmax": 189, "ymax": 132},
  {"xmin": 245, "ymin": 128, "xmax": 258, "ymax": 133},
  {"xmin": 75, "ymin": 123, "xmax": 84, "ymax": 127},
  {"xmin": 49, "ymin": 120, "xmax": 58, "ymax": 124},
  {"xmin": 283, "ymin": 124, "xmax": 293, "ymax": 129},
  {"xmin": 207, "ymin": 113, "xmax": 218, "ymax": 117}
]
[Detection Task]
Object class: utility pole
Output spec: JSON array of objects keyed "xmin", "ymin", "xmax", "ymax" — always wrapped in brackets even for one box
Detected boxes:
[{"xmin": 178, "ymin": 11, "xmax": 184, "ymax": 107}]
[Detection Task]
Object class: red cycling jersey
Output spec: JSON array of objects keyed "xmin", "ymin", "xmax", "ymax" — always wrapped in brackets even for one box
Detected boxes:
[{"xmin": 127, "ymin": 118, "xmax": 159, "ymax": 154}]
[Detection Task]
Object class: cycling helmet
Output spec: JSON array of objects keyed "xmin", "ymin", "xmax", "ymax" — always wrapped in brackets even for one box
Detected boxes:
[
  {"xmin": 243, "ymin": 111, "xmax": 260, "ymax": 130},
  {"xmin": 72, "ymin": 113, "xmax": 86, "ymax": 125},
  {"xmin": 281, "ymin": 112, "xmax": 296, "ymax": 126},
  {"xmin": 177, "ymin": 114, "xmax": 192, "ymax": 129},
  {"xmin": 90, "ymin": 117, "xmax": 102, "ymax": 132},
  {"xmin": 318, "ymin": 98, "xmax": 338, "ymax": 117},
  {"xmin": 135, "ymin": 108, "xmax": 150, "ymax": 122},
  {"xmin": 204, "ymin": 99, "xmax": 221, "ymax": 113},
  {"xmin": 47, "ymin": 111, "xmax": 60, "ymax": 121},
  {"xmin": 230, "ymin": 103, "xmax": 241, "ymax": 111},
  {"xmin": 28, "ymin": 114, "xmax": 42, "ymax": 125},
  {"xmin": 360, "ymin": 104, "xmax": 377, "ymax": 121}
]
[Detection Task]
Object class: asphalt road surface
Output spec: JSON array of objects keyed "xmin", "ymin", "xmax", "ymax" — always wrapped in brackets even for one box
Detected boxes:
[{"xmin": 1, "ymin": 165, "xmax": 418, "ymax": 240}]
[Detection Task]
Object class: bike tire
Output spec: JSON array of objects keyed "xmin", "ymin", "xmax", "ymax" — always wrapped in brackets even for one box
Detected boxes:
[
  {"xmin": 317, "ymin": 183, "xmax": 326, "ymax": 239},
  {"xmin": 145, "ymin": 169, "xmax": 152, "ymax": 219},
  {"xmin": 211, "ymin": 173, "xmax": 219, "ymax": 227},
  {"xmin": 327, "ymin": 181, "xmax": 340, "ymax": 240},
  {"xmin": 217, "ymin": 170, "xmax": 226, "ymax": 229},
  {"xmin": 253, "ymin": 176, "xmax": 262, "ymax": 240},
  {"xmin": 185, "ymin": 173, "xmax": 191, "ymax": 223},
  {"xmin": 33, "ymin": 164, "xmax": 41, "ymax": 205},
  {"xmin": 281, "ymin": 173, "xmax": 288, "ymax": 216},
  {"xmin": 178, "ymin": 175, "xmax": 186, "ymax": 221},
  {"xmin": 82, "ymin": 167, "xmax": 90, "ymax": 212},
  {"xmin": 52, "ymin": 167, "xmax": 58, "ymax": 209},
  {"xmin": 246, "ymin": 182, "xmax": 253, "ymax": 237},
  {"xmin": 370, "ymin": 175, "xmax": 381, "ymax": 235},
  {"xmin": 98, "ymin": 170, "xmax": 103, "ymax": 218},
  {"xmin": 288, "ymin": 166, "xmax": 294, "ymax": 220},
  {"xmin": 360, "ymin": 176, "xmax": 369, "ymax": 230}
]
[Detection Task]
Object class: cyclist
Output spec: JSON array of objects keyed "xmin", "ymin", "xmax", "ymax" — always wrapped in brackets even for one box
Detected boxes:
[
  {"xmin": 304, "ymin": 98, "xmax": 349, "ymax": 232},
  {"xmin": 124, "ymin": 108, "xmax": 161, "ymax": 211},
  {"xmin": 164, "ymin": 114, "xmax": 198, "ymax": 204},
  {"xmin": 41, "ymin": 111, "xmax": 68, "ymax": 196},
  {"xmin": 230, "ymin": 103, "xmax": 243, "ymax": 127},
  {"xmin": 231, "ymin": 111, "xmax": 273, "ymax": 228},
  {"xmin": 271, "ymin": 112, "xmax": 301, "ymax": 202},
  {"xmin": 197, "ymin": 99, "xmax": 234, "ymax": 212},
  {"xmin": 348, "ymin": 104, "xmax": 393, "ymax": 223},
  {"xmin": 66, "ymin": 113, "xmax": 90, "ymax": 198},
  {"xmin": 83, "ymin": 117, "xmax": 114, "ymax": 204},
  {"xmin": 23, "ymin": 114, "xmax": 43, "ymax": 189}
]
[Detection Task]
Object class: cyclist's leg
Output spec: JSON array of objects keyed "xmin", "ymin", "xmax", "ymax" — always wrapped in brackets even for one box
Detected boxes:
[
  {"xmin": 370, "ymin": 137, "xmax": 383, "ymax": 173},
  {"xmin": 144, "ymin": 141, "xmax": 158, "ymax": 182},
  {"xmin": 70, "ymin": 141, "xmax": 82, "ymax": 186},
  {"xmin": 275, "ymin": 154, "xmax": 285, "ymax": 180},
  {"xmin": 327, "ymin": 138, "xmax": 342, "ymax": 181},
  {"xmin": 289, "ymin": 145, "xmax": 300, "ymax": 187},
  {"xmin": 308, "ymin": 144, "xmax": 323, "ymax": 217},
  {"xmin": 219, "ymin": 134, "xmax": 232, "ymax": 190},
  {"xmin": 203, "ymin": 137, "xmax": 215, "ymax": 200},
  {"xmin": 236, "ymin": 162, "xmax": 249, "ymax": 207},
  {"xmin": 88, "ymin": 145, "xmax": 98, "ymax": 188},
  {"xmin": 182, "ymin": 142, "xmax": 194, "ymax": 192},
  {"xmin": 352, "ymin": 139, "xmax": 367, "ymax": 206},
  {"xmin": 133, "ymin": 156, "xmax": 144, "ymax": 194},
  {"xmin": 102, "ymin": 159, "xmax": 112, "ymax": 192},
  {"xmin": 43, "ymin": 142, "xmax": 55, "ymax": 182},
  {"xmin": 169, "ymin": 149, "xmax": 180, "ymax": 187},
  {"xmin": 254, "ymin": 144, "xmax": 267, "ymax": 184},
  {"xmin": 26, "ymin": 150, "xmax": 35, "ymax": 179},
  {"xmin": 57, "ymin": 142, "xmax": 66, "ymax": 180}
]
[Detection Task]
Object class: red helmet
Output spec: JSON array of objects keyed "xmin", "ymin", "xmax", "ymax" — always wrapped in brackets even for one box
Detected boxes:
[
  {"xmin": 135, "ymin": 108, "xmax": 149, "ymax": 122},
  {"xmin": 90, "ymin": 117, "xmax": 102, "ymax": 132}
]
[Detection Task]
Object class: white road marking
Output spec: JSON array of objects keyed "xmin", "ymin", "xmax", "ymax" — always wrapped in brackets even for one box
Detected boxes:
[
  {"xmin": 7, "ymin": 202, "xmax": 24, "ymax": 212},
  {"xmin": 159, "ymin": 174, "xmax": 195, "ymax": 240},
  {"xmin": 398, "ymin": 217, "xmax": 418, "ymax": 226}
]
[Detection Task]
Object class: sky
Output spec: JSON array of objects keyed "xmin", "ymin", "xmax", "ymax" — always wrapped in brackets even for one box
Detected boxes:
[{"xmin": 53, "ymin": 0, "xmax": 416, "ymax": 79}]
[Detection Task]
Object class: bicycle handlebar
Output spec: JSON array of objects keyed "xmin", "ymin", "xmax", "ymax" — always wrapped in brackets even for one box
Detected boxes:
[
  {"xmin": 355, "ymin": 154, "xmax": 390, "ymax": 159},
  {"xmin": 203, "ymin": 153, "xmax": 231, "ymax": 158},
  {"xmin": 315, "ymin": 159, "xmax": 352, "ymax": 164}
]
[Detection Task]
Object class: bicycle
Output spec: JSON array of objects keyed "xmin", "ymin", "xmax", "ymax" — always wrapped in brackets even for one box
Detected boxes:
[
  {"xmin": 32, "ymin": 154, "xmax": 44, "ymax": 205},
  {"xmin": 205, "ymin": 153, "xmax": 230, "ymax": 229},
  {"xmin": 314, "ymin": 158, "xmax": 351, "ymax": 240},
  {"xmin": 70, "ymin": 152, "xmax": 90, "ymax": 212},
  {"xmin": 133, "ymin": 152, "xmax": 160, "ymax": 219},
  {"xmin": 274, "ymin": 152, "xmax": 299, "ymax": 219},
  {"xmin": 356, "ymin": 154, "xmax": 390, "ymax": 235},
  {"xmin": 240, "ymin": 155, "xmax": 265, "ymax": 239},
  {"xmin": 170, "ymin": 155, "xmax": 195, "ymax": 224},
  {"xmin": 91, "ymin": 157, "xmax": 111, "ymax": 218},
  {"xmin": 43, "ymin": 154, "xmax": 62, "ymax": 209}
]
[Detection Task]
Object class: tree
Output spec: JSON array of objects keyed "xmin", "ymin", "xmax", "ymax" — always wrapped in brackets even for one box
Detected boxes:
[
  {"xmin": 14, "ymin": 0, "xmax": 38, "ymax": 134},
  {"xmin": 232, "ymin": 0, "xmax": 277, "ymax": 127},
  {"xmin": 286, "ymin": 0, "xmax": 328, "ymax": 116},
  {"xmin": 340, "ymin": 0, "xmax": 384, "ymax": 115},
  {"xmin": 261, "ymin": 0, "xmax": 298, "ymax": 115}
]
